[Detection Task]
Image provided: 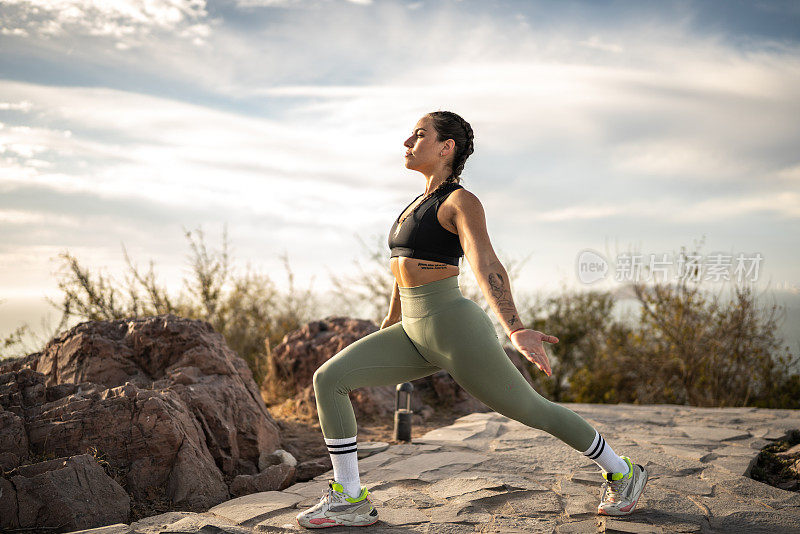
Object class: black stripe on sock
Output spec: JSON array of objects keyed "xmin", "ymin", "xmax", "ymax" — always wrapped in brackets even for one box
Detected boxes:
[
  {"xmin": 586, "ymin": 434, "xmax": 603, "ymax": 458},
  {"xmin": 328, "ymin": 448, "xmax": 358, "ymax": 454},
  {"xmin": 589, "ymin": 438, "xmax": 606, "ymax": 460},
  {"xmin": 326, "ymin": 441, "xmax": 357, "ymax": 448}
]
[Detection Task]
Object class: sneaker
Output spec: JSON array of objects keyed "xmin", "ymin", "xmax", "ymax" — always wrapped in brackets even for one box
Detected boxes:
[
  {"xmin": 296, "ymin": 479, "xmax": 379, "ymax": 528},
  {"xmin": 597, "ymin": 456, "xmax": 648, "ymax": 516}
]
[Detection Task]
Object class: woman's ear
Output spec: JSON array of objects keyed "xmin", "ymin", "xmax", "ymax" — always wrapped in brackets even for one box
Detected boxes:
[{"xmin": 442, "ymin": 139, "xmax": 456, "ymax": 157}]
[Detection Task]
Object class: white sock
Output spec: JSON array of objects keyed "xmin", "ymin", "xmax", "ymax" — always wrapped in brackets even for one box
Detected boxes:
[
  {"xmin": 325, "ymin": 435, "xmax": 361, "ymax": 498},
  {"xmin": 582, "ymin": 429, "xmax": 629, "ymax": 475}
]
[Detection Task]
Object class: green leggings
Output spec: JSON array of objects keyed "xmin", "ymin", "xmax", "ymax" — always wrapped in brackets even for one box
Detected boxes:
[{"xmin": 312, "ymin": 275, "xmax": 596, "ymax": 452}]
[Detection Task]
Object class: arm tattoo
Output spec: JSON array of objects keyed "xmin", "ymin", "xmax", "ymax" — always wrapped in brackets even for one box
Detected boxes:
[{"xmin": 487, "ymin": 272, "xmax": 518, "ymax": 327}]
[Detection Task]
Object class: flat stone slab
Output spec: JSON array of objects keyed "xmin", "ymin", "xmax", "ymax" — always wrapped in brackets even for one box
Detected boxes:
[
  {"xmin": 376, "ymin": 505, "xmax": 431, "ymax": 526},
  {"xmin": 603, "ymin": 518, "xmax": 663, "ymax": 532},
  {"xmin": 426, "ymin": 475, "xmax": 508, "ymax": 499},
  {"xmin": 207, "ymin": 491, "xmax": 302, "ymax": 526},
  {"xmin": 674, "ymin": 425, "xmax": 752, "ymax": 442},
  {"xmin": 67, "ymin": 525, "xmax": 131, "ymax": 534},
  {"xmin": 157, "ymin": 514, "xmax": 251, "ymax": 533},
  {"xmin": 357, "ymin": 440, "xmax": 390, "ymax": 458},
  {"xmin": 659, "ymin": 444, "xmax": 716, "ymax": 463},
  {"xmin": 367, "ymin": 449, "xmax": 491, "ymax": 480},
  {"xmin": 420, "ymin": 419, "xmax": 503, "ymax": 443},
  {"xmin": 62, "ymin": 403, "xmax": 800, "ymax": 534}
]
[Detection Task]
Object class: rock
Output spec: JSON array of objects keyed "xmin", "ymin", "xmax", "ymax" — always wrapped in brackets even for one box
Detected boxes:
[
  {"xmin": 374, "ymin": 450, "xmax": 490, "ymax": 480},
  {"xmin": 374, "ymin": 506, "xmax": 429, "ymax": 526},
  {"xmin": 674, "ymin": 425, "xmax": 750, "ymax": 442},
  {"xmin": 1, "ymin": 453, "xmax": 129, "ymax": 531},
  {"xmin": 564, "ymin": 495, "xmax": 598, "ymax": 519},
  {"xmin": 230, "ymin": 463, "xmax": 295, "ymax": 496},
  {"xmin": 650, "ymin": 475, "xmax": 713, "ymax": 496},
  {"xmin": 419, "ymin": 404, "xmax": 435, "ymax": 420},
  {"xmin": 1, "ymin": 368, "xmax": 229, "ymax": 511},
  {"xmin": 267, "ymin": 317, "xmax": 378, "ymax": 393},
  {"xmin": 715, "ymin": 454, "xmax": 758, "ymax": 477},
  {"xmin": 775, "ymin": 443, "xmax": 800, "ymax": 457},
  {"xmin": 208, "ymin": 491, "xmax": 303, "ymax": 525},
  {"xmin": 660, "ymin": 444, "xmax": 715, "ymax": 463},
  {"xmin": 154, "ymin": 513, "xmax": 248, "ymax": 533},
  {"xmin": 258, "ymin": 448, "xmax": 297, "ymax": 471},
  {"xmin": 127, "ymin": 511, "xmax": 196, "ymax": 534},
  {"xmin": 420, "ymin": 419, "xmax": 503, "ymax": 444},
  {"xmin": 295, "ymin": 456, "xmax": 332, "ymax": 482},
  {"xmin": 556, "ymin": 519, "xmax": 601, "ymax": 533},
  {"xmin": 357, "ymin": 441, "xmax": 390, "ymax": 459},
  {"xmin": 426, "ymin": 475, "xmax": 508, "ymax": 499},
  {"xmin": 604, "ymin": 518, "xmax": 663, "ymax": 532},
  {"xmin": 0, "ymin": 408, "xmax": 28, "ymax": 470},
  {"xmin": 751, "ymin": 427, "xmax": 793, "ymax": 441},
  {"xmin": 66, "ymin": 525, "xmax": 131, "ymax": 534},
  {"xmin": 0, "ymin": 314, "xmax": 286, "ymax": 530}
]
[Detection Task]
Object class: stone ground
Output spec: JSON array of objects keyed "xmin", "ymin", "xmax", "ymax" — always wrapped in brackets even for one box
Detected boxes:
[{"xmin": 69, "ymin": 403, "xmax": 800, "ymax": 534}]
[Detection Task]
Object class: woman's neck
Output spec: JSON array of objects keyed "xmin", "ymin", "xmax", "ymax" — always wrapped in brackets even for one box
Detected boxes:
[{"xmin": 424, "ymin": 173, "xmax": 453, "ymax": 195}]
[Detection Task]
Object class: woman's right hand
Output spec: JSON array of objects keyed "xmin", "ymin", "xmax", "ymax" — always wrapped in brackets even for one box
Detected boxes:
[{"xmin": 380, "ymin": 315, "xmax": 399, "ymax": 329}]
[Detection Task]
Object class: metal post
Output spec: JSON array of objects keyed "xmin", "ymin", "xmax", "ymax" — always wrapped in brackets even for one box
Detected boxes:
[{"xmin": 394, "ymin": 382, "xmax": 414, "ymax": 442}]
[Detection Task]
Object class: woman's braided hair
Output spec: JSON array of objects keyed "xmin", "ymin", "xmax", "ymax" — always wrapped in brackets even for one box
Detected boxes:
[{"xmin": 426, "ymin": 110, "xmax": 474, "ymax": 185}]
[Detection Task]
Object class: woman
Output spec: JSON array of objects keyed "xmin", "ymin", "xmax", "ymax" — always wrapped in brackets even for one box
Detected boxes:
[{"xmin": 296, "ymin": 111, "xmax": 648, "ymax": 529}]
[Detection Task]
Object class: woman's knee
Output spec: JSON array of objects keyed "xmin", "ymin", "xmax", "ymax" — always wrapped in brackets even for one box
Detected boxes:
[{"xmin": 313, "ymin": 360, "xmax": 344, "ymax": 395}]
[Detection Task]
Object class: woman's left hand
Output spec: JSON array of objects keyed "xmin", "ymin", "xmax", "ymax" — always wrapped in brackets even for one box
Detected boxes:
[{"xmin": 509, "ymin": 329, "xmax": 557, "ymax": 377}]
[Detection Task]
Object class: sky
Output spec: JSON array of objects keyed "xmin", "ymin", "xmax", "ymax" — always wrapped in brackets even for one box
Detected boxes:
[{"xmin": 1, "ymin": 0, "xmax": 799, "ymax": 356}]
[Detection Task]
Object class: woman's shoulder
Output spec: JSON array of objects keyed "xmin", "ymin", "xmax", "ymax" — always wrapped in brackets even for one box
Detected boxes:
[
  {"xmin": 441, "ymin": 185, "xmax": 483, "ymax": 220},
  {"xmin": 449, "ymin": 185, "xmax": 480, "ymax": 205}
]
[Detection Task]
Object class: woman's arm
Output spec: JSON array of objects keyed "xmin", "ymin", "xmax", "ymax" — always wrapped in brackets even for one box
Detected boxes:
[
  {"xmin": 381, "ymin": 279, "xmax": 402, "ymax": 329},
  {"xmin": 449, "ymin": 190, "xmax": 523, "ymax": 336},
  {"xmin": 450, "ymin": 189, "xmax": 556, "ymax": 376}
]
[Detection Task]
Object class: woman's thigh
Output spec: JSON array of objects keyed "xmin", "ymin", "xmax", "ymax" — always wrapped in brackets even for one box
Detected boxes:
[
  {"xmin": 422, "ymin": 299, "xmax": 554, "ymax": 423},
  {"xmin": 314, "ymin": 321, "xmax": 440, "ymax": 395}
]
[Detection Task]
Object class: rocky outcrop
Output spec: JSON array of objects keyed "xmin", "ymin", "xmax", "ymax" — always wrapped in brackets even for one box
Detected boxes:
[
  {"xmin": 1, "ymin": 453, "xmax": 130, "ymax": 531},
  {"xmin": 0, "ymin": 314, "xmax": 294, "ymax": 532},
  {"xmin": 264, "ymin": 316, "xmax": 535, "ymax": 420}
]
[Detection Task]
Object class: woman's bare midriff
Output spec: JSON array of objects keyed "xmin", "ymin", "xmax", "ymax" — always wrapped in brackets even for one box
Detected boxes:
[{"xmin": 390, "ymin": 257, "xmax": 459, "ymax": 287}]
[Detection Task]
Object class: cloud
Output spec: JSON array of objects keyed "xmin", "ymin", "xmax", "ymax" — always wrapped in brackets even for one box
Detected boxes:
[
  {"xmin": 578, "ymin": 36, "xmax": 624, "ymax": 53},
  {"xmin": 533, "ymin": 190, "xmax": 800, "ymax": 224},
  {"xmin": 0, "ymin": 80, "xmax": 411, "ymax": 236},
  {"xmin": 233, "ymin": 0, "xmax": 372, "ymax": 7},
  {"xmin": 0, "ymin": 0, "xmax": 211, "ymax": 45},
  {"xmin": 234, "ymin": 0, "xmax": 304, "ymax": 6},
  {"xmin": 0, "ymin": 101, "xmax": 33, "ymax": 111}
]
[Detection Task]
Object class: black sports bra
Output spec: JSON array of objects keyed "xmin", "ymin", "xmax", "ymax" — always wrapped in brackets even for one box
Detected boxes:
[{"xmin": 388, "ymin": 182, "xmax": 464, "ymax": 266}]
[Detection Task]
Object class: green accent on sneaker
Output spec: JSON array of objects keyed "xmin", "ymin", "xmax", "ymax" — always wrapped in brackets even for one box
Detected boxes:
[
  {"xmin": 345, "ymin": 486, "xmax": 369, "ymax": 503},
  {"xmin": 604, "ymin": 456, "xmax": 633, "ymax": 481},
  {"xmin": 331, "ymin": 480, "xmax": 369, "ymax": 503}
]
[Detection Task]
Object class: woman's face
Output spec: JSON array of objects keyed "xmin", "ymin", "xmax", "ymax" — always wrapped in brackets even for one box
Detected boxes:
[{"xmin": 403, "ymin": 115, "xmax": 445, "ymax": 174}]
